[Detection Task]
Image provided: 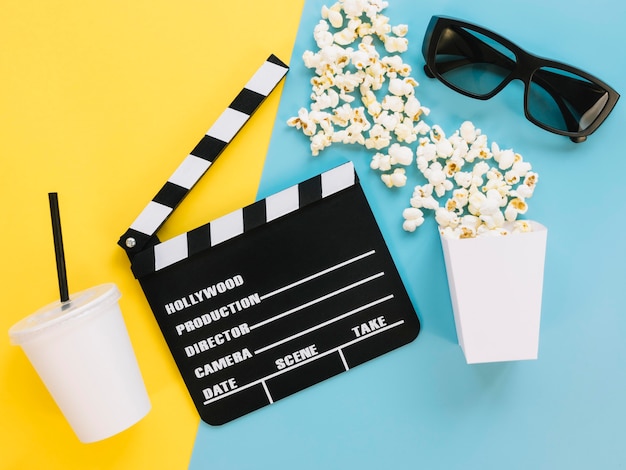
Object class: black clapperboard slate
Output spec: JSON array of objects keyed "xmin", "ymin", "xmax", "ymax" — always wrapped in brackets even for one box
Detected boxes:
[{"xmin": 119, "ymin": 55, "xmax": 420, "ymax": 425}]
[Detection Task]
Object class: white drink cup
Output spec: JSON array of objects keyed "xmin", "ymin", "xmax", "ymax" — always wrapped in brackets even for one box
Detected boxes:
[{"xmin": 9, "ymin": 283, "xmax": 151, "ymax": 443}]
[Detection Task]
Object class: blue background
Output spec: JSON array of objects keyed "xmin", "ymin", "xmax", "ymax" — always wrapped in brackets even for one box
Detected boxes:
[{"xmin": 190, "ymin": 1, "xmax": 626, "ymax": 468}]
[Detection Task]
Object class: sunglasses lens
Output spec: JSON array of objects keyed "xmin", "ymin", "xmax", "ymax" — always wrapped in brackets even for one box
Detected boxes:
[
  {"xmin": 527, "ymin": 66, "xmax": 610, "ymax": 133},
  {"xmin": 433, "ymin": 26, "xmax": 516, "ymax": 97}
]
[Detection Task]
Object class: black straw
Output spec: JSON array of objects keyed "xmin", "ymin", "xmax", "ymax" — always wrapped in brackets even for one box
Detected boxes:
[{"xmin": 48, "ymin": 192, "xmax": 70, "ymax": 303}]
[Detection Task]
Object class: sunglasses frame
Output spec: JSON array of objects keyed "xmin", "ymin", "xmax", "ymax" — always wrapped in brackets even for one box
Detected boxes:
[{"xmin": 421, "ymin": 15, "xmax": 620, "ymax": 142}]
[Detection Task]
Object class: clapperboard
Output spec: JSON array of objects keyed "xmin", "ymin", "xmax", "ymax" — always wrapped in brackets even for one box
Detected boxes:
[{"xmin": 119, "ymin": 54, "xmax": 421, "ymax": 425}]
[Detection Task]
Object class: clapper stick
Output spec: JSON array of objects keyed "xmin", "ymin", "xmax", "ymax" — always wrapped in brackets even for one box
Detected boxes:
[
  {"xmin": 119, "ymin": 55, "xmax": 289, "ymax": 258},
  {"xmin": 129, "ymin": 162, "xmax": 358, "ymax": 278}
]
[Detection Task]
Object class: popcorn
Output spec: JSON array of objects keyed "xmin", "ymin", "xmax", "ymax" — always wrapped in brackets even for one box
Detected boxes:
[
  {"xmin": 435, "ymin": 136, "xmax": 454, "ymax": 158},
  {"xmin": 524, "ymin": 171, "xmax": 539, "ymax": 188},
  {"xmin": 288, "ymin": 0, "xmax": 427, "ymax": 158},
  {"xmin": 451, "ymin": 188, "xmax": 469, "ymax": 211},
  {"xmin": 381, "ymin": 55, "xmax": 411, "ymax": 77},
  {"xmin": 513, "ymin": 183, "xmax": 534, "ymax": 199},
  {"xmin": 288, "ymin": 4, "xmax": 538, "ymax": 239},
  {"xmin": 509, "ymin": 197, "xmax": 528, "ymax": 213},
  {"xmin": 394, "ymin": 118, "xmax": 418, "ymax": 143},
  {"xmin": 331, "ymin": 103, "xmax": 353, "ymax": 127},
  {"xmin": 375, "ymin": 110, "xmax": 400, "ymax": 131},
  {"xmin": 286, "ymin": 108, "xmax": 318, "ymax": 136},
  {"xmin": 513, "ymin": 220, "xmax": 533, "ymax": 233},
  {"xmin": 483, "ymin": 170, "xmax": 511, "ymax": 198},
  {"xmin": 342, "ymin": 0, "xmax": 368, "ymax": 18},
  {"xmin": 388, "ymin": 143, "xmax": 413, "ymax": 165},
  {"xmin": 314, "ymin": 21, "xmax": 334, "ymax": 49},
  {"xmin": 402, "ymin": 121, "xmax": 538, "ymax": 238},
  {"xmin": 334, "ymin": 23, "xmax": 359, "ymax": 45},
  {"xmin": 403, "ymin": 96, "xmax": 421, "ymax": 120},
  {"xmin": 423, "ymin": 162, "xmax": 453, "ymax": 197},
  {"xmin": 310, "ymin": 131, "xmax": 333, "ymax": 156},
  {"xmin": 416, "ymin": 138, "xmax": 437, "ymax": 163},
  {"xmin": 384, "ymin": 36, "xmax": 409, "ymax": 53},
  {"xmin": 402, "ymin": 207, "xmax": 424, "ymax": 232},
  {"xmin": 444, "ymin": 155, "xmax": 464, "ymax": 177},
  {"xmin": 511, "ymin": 160, "xmax": 532, "ymax": 177},
  {"xmin": 492, "ymin": 143, "xmax": 516, "ymax": 170},
  {"xmin": 435, "ymin": 207, "xmax": 459, "ymax": 229},
  {"xmin": 370, "ymin": 13, "xmax": 392, "ymax": 37},
  {"xmin": 409, "ymin": 184, "xmax": 439, "ymax": 210},
  {"xmin": 321, "ymin": 4, "xmax": 344, "ymax": 28},
  {"xmin": 302, "ymin": 50, "xmax": 321, "ymax": 70},
  {"xmin": 381, "ymin": 95, "xmax": 404, "ymax": 113},
  {"xmin": 381, "ymin": 168, "xmax": 407, "ymax": 188},
  {"xmin": 471, "ymin": 160, "xmax": 489, "ymax": 185},
  {"xmin": 453, "ymin": 171, "xmax": 472, "ymax": 189},
  {"xmin": 335, "ymin": 70, "xmax": 364, "ymax": 94},
  {"xmin": 391, "ymin": 24, "xmax": 408, "ymax": 37},
  {"xmin": 351, "ymin": 49, "xmax": 371, "ymax": 69},
  {"xmin": 311, "ymin": 89, "xmax": 340, "ymax": 111},
  {"xmin": 388, "ymin": 78, "xmax": 414, "ymax": 97},
  {"xmin": 370, "ymin": 152, "xmax": 391, "ymax": 171},
  {"xmin": 459, "ymin": 121, "xmax": 479, "ymax": 143},
  {"xmin": 365, "ymin": 123, "xmax": 392, "ymax": 149}
]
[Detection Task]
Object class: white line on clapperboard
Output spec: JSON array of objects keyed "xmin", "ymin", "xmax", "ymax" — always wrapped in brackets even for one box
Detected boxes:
[
  {"xmin": 253, "ymin": 294, "xmax": 394, "ymax": 354},
  {"xmin": 250, "ymin": 250, "xmax": 380, "ymax": 331},
  {"xmin": 250, "ymin": 271, "xmax": 384, "ymax": 331},
  {"xmin": 202, "ymin": 249, "xmax": 396, "ymax": 406},
  {"xmin": 202, "ymin": 319, "xmax": 405, "ymax": 406},
  {"xmin": 259, "ymin": 250, "xmax": 376, "ymax": 301}
]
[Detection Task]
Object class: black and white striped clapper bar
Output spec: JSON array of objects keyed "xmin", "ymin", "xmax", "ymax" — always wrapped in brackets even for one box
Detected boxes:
[
  {"xmin": 119, "ymin": 54, "xmax": 290, "ymax": 257},
  {"xmin": 119, "ymin": 55, "xmax": 420, "ymax": 425}
]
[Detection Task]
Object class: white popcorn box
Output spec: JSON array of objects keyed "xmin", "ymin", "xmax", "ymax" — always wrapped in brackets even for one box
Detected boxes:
[{"xmin": 440, "ymin": 222, "xmax": 548, "ymax": 364}]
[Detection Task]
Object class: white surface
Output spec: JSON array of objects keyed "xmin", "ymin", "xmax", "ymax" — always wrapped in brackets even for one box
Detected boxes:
[
  {"xmin": 440, "ymin": 222, "xmax": 548, "ymax": 364},
  {"xmin": 9, "ymin": 284, "xmax": 150, "ymax": 442}
]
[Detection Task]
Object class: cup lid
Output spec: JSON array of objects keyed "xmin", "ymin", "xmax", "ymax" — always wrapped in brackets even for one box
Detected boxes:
[{"xmin": 8, "ymin": 283, "xmax": 121, "ymax": 345}]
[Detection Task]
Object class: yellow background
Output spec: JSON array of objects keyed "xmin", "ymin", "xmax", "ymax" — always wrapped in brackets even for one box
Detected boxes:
[{"xmin": 0, "ymin": 1, "xmax": 304, "ymax": 468}]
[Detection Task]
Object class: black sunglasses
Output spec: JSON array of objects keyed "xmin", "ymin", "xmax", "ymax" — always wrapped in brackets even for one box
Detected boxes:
[{"xmin": 421, "ymin": 16, "xmax": 620, "ymax": 142}]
